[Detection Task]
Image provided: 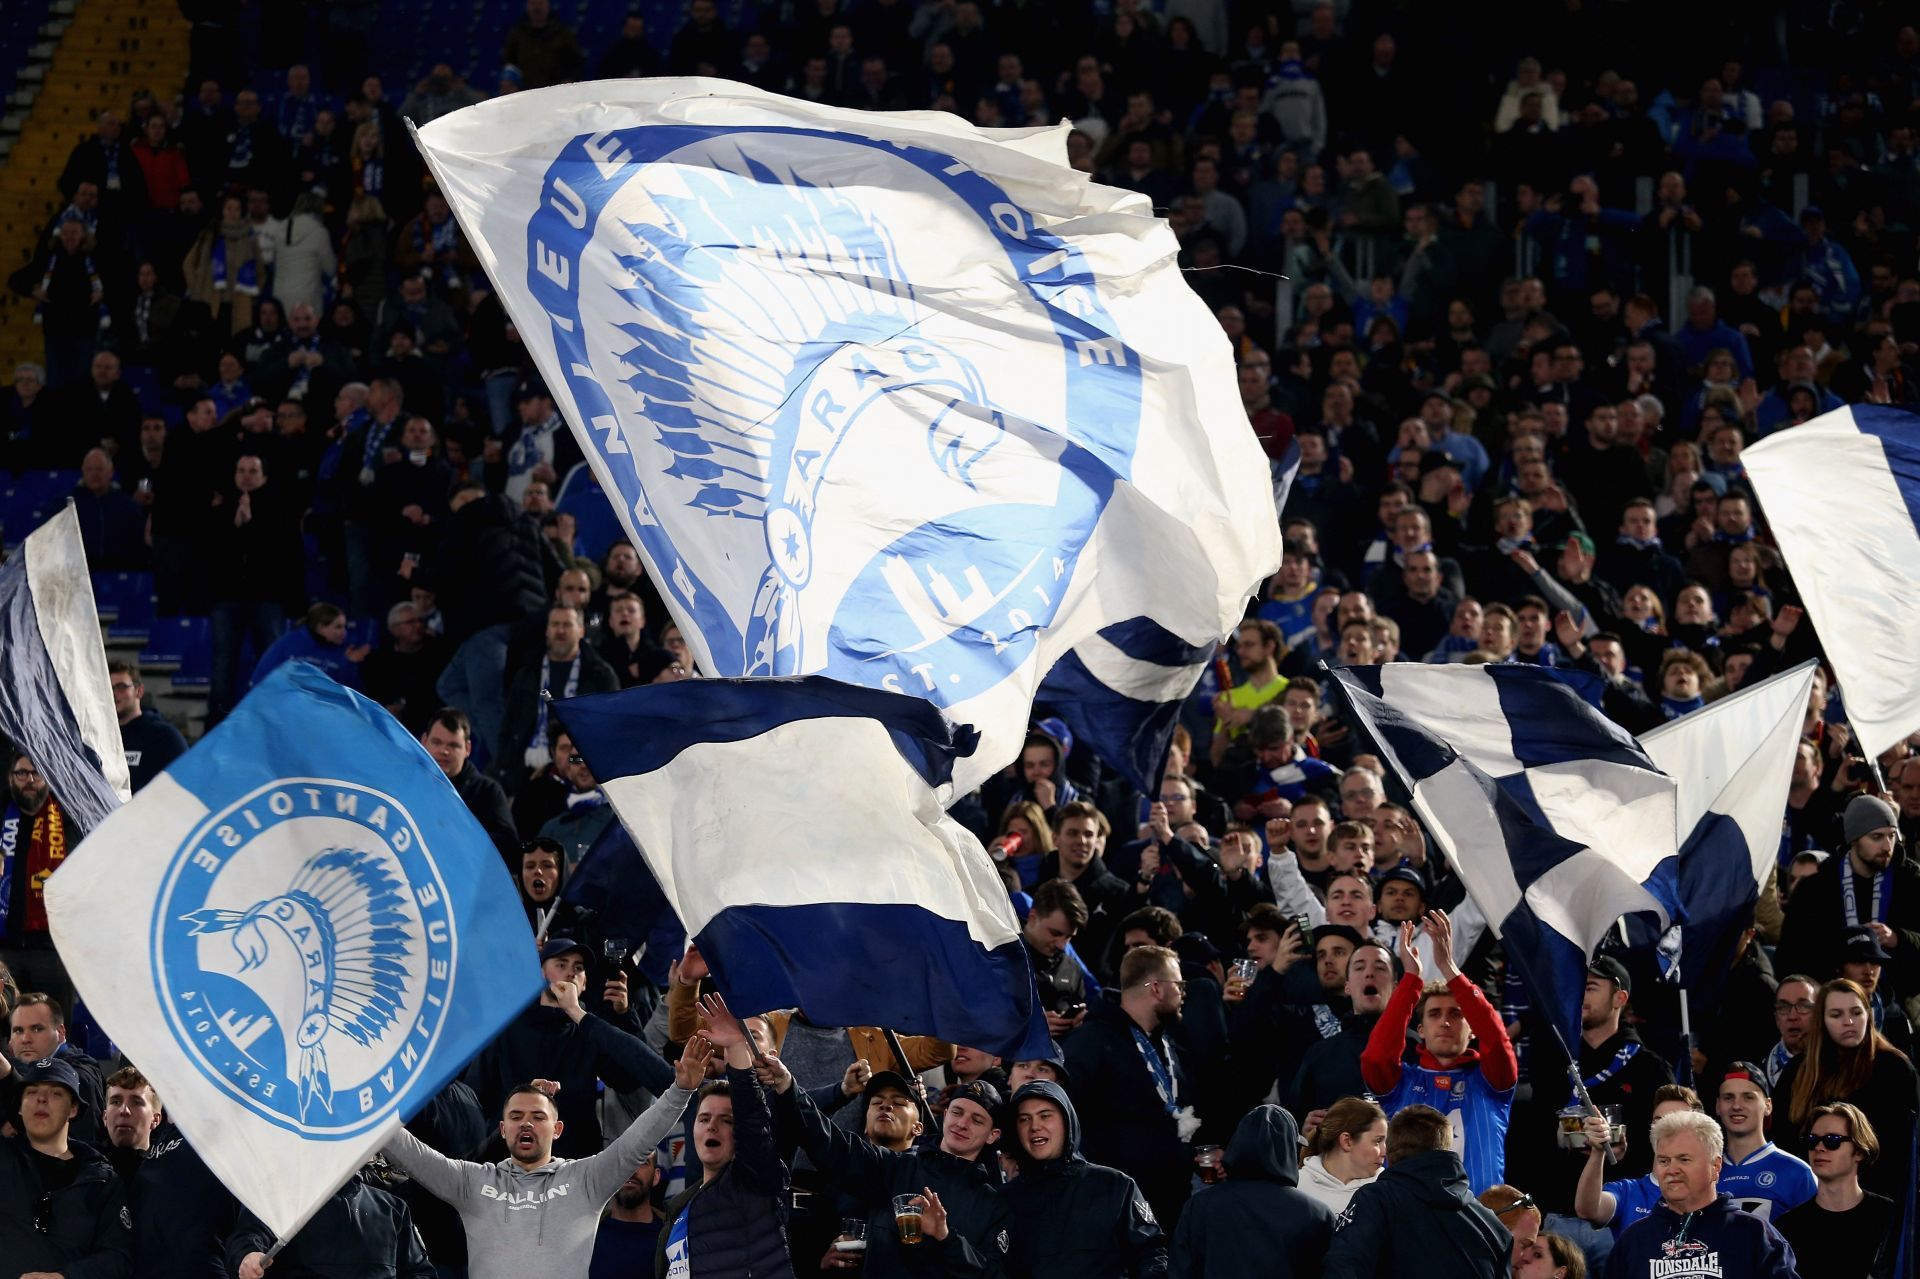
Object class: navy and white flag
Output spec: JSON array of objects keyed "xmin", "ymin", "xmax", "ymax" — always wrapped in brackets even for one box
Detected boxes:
[
  {"xmin": 1324, "ymin": 664, "xmax": 1680, "ymax": 1047},
  {"xmin": 0, "ymin": 503, "xmax": 129, "ymax": 833},
  {"xmin": 1743, "ymin": 404, "xmax": 1920, "ymax": 758},
  {"xmin": 1037, "ymin": 443, "xmax": 1300, "ymax": 794},
  {"xmin": 1640, "ymin": 663, "xmax": 1819, "ymax": 1011},
  {"xmin": 558, "ymin": 675, "xmax": 1050, "ymax": 1057},
  {"xmin": 45, "ymin": 662, "xmax": 540, "ymax": 1240},
  {"xmin": 412, "ymin": 79, "xmax": 1280, "ymax": 794}
]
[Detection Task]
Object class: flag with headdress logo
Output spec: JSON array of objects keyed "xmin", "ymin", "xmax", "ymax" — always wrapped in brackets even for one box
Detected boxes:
[
  {"xmin": 45, "ymin": 662, "xmax": 539, "ymax": 1240},
  {"xmin": 411, "ymin": 78, "xmax": 1280, "ymax": 793}
]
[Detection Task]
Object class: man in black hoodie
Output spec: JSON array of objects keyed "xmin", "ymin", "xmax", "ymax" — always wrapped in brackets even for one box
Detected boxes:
[
  {"xmin": 1170, "ymin": 1105, "xmax": 1335, "ymax": 1277},
  {"xmin": 0, "ymin": 1057, "xmax": 133, "ymax": 1277},
  {"xmin": 1002, "ymin": 1080, "xmax": 1165, "ymax": 1278},
  {"xmin": 1323, "ymin": 1104, "xmax": 1509, "ymax": 1279},
  {"xmin": 766, "ymin": 1064, "xmax": 1013, "ymax": 1277},
  {"xmin": 109, "ymin": 661, "xmax": 186, "ymax": 792},
  {"xmin": 100, "ymin": 1064, "xmax": 238, "ymax": 1279}
]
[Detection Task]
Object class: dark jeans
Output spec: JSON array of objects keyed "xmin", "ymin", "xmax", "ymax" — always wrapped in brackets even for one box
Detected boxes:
[
  {"xmin": 209, "ymin": 599, "xmax": 286, "ymax": 725},
  {"xmin": 152, "ymin": 533, "xmax": 209, "ymax": 615}
]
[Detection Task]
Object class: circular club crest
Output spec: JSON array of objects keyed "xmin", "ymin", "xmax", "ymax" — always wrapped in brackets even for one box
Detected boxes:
[
  {"xmin": 526, "ymin": 123, "xmax": 1144, "ymax": 711},
  {"xmin": 152, "ymin": 779, "xmax": 455, "ymax": 1137}
]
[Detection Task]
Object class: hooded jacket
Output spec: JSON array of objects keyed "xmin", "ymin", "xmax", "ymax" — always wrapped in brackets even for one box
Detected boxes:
[
  {"xmin": 227, "ymin": 1172, "xmax": 434, "ymax": 1278},
  {"xmin": 1002, "ymin": 1081, "xmax": 1166, "ymax": 1279},
  {"xmin": 1322, "ymin": 1148, "xmax": 1509, "ymax": 1279},
  {"xmin": 777, "ymin": 1079, "xmax": 1012, "ymax": 1277},
  {"xmin": 1169, "ymin": 1106, "xmax": 1334, "ymax": 1278},
  {"xmin": 108, "ymin": 1126, "xmax": 238, "ymax": 1279},
  {"xmin": 1602, "ymin": 1194, "xmax": 1799, "ymax": 1279},
  {"xmin": 383, "ymin": 1084, "xmax": 692, "ymax": 1279},
  {"xmin": 0, "ymin": 1132, "xmax": 132, "ymax": 1279},
  {"xmin": 420, "ymin": 492, "xmax": 551, "ymax": 641}
]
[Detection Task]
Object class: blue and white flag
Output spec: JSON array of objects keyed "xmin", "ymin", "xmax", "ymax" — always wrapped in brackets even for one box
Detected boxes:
[
  {"xmin": 1037, "ymin": 442, "xmax": 1301, "ymax": 794},
  {"xmin": 1324, "ymin": 664, "xmax": 1680, "ymax": 1047},
  {"xmin": 1640, "ymin": 663, "xmax": 1818, "ymax": 1010},
  {"xmin": 412, "ymin": 79, "xmax": 1280, "ymax": 794},
  {"xmin": 45, "ymin": 662, "xmax": 540, "ymax": 1240},
  {"xmin": 0, "ymin": 504, "xmax": 129, "ymax": 833},
  {"xmin": 1743, "ymin": 403, "xmax": 1920, "ymax": 758},
  {"xmin": 558, "ymin": 675, "xmax": 1050, "ymax": 1057}
]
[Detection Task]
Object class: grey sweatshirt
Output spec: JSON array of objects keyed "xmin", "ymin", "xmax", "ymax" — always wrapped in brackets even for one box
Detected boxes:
[{"xmin": 383, "ymin": 1084, "xmax": 693, "ymax": 1279}]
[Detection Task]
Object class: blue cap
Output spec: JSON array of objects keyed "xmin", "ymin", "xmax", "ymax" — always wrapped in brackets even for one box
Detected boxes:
[{"xmin": 16, "ymin": 1057, "xmax": 86, "ymax": 1113}]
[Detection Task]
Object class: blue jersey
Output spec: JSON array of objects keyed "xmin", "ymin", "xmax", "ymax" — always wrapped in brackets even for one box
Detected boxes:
[
  {"xmin": 1380, "ymin": 1061, "xmax": 1514, "ymax": 1193},
  {"xmin": 1605, "ymin": 1174, "xmax": 1663, "ymax": 1238},
  {"xmin": 1719, "ymin": 1142, "xmax": 1817, "ymax": 1223}
]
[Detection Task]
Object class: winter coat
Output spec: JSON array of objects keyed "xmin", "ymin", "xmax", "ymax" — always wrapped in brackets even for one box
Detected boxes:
[
  {"xmin": 1322, "ymin": 1148, "xmax": 1509, "ymax": 1279},
  {"xmin": 420, "ymin": 492, "xmax": 550, "ymax": 640},
  {"xmin": 1170, "ymin": 1106, "xmax": 1335, "ymax": 1279},
  {"xmin": 227, "ymin": 1173, "xmax": 434, "ymax": 1278},
  {"xmin": 120, "ymin": 707, "xmax": 188, "ymax": 792},
  {"xmin": 204, "ymin": 480, "xmax": 303, "ymax": 608},
  {"xmin": 273, "ymin": 212, "xmax": 337, "ymax": 314},
  {"xmin": 495, "ymin": 645, "xmax": 620, "ymax": 787},
  {"xmin": 780, "ymin": 1082, "xmax": 1013, "ymax": 1277},
  {"xmin": 0, "ymin": 1133, "xmax": 132, "ymax": 1279},
  {"xmin": 1063, "ymin": 1002, "xmax": 1191, "ymax": 1227},
  {"xmin": 1602, "ymin": 1194, "xmax": 1798, "ymax": 1279},
  {"xmin": 450, "ymin": 759, "xmax": 519, "ymax": 864},
  {"xmin": 1002, "ymin": 1081, "xmax": 1167, "ymax": 1279},
  {"xmin": 108, "ymin": 1126, "xmax": 237, "ymax": 1279},
  {"xmin": 657, "ymin": 1065, "xmax": 795, "ymax": 1278}
]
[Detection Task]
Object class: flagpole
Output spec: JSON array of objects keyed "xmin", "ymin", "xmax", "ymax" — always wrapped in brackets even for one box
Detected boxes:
[{"xmin": 1675, "ymin": 993, "xmax": 1694, "ymax": 1088}]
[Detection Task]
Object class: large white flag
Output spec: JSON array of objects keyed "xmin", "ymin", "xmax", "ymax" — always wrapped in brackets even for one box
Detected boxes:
[
  {"xmin": 1743, "ymin": 404, "xmax": 1920, "ymax": 757},
  {"xmin": 412, "ymin": 79, "xmax": 1279, "ymax": 792}
]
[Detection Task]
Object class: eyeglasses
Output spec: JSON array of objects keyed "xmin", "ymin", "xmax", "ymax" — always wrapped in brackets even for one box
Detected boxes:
[
  {"xmin": 1774, "ymin": 1000, "xmax": 1816, "ymax": 1015},
  {"xmin": 8, "ymin": 768, "xmax": 39, "ymax": 782},
  {"xmin": 1149, "ymin": 977, "xmax": 1187, "ymax": 991},
  {"xmin": 1807, "ymin": 1133, "xmax": 1854, "ymax": 1151},
  {"xmin": 1498, "ymin": 1192, "xmax": 1537, "ymax": 1214}
]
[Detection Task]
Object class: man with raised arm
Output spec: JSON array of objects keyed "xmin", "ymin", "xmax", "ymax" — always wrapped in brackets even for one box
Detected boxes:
[
  {"xmin": 1359, "ymin": 909, "xmax": 1518, "ymax": 1193},
  {"xmin": 378, "ymin": 1037, "xmax": 704, "ymax": 1278}
]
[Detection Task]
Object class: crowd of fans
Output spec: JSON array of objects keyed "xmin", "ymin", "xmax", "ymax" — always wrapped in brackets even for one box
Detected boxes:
[{"xmin": 3, "ymin": 0, "xmax": 1920, "ymax": 1276}]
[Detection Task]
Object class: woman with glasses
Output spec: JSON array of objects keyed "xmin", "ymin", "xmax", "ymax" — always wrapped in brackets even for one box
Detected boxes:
[
  {"xmin": 1775, "ymin": 1103, "xmax": 1897, "ymax": 1279},
  {"xmin": 1778, "ymin": 979, "xmax": 1918, "ymax": 1267}
]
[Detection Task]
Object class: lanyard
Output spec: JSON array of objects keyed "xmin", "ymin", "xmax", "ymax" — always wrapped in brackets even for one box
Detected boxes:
[
  {"xmin": 1567, "ymin": 1040, "xmax": 1640, "ymax": 1108},
  {"xmin": 1129, "ymin": 1025, "xmax": 1178, "ymax": 1116},
  {"xmin": 1842, "ymin": 868, "xmax": 1889, "ymax": 927}
]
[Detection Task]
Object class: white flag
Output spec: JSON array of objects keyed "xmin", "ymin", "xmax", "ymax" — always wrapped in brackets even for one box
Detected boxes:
[{"xmin": 412, "ymin": 79, "xmax": 1279, "ymax": 792}]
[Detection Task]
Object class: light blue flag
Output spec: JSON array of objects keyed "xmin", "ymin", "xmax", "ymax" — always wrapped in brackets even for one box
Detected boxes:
[
  {"xmin": 413, "ymin": 79, "xmax": 1281, "ymax": 793},
  {"xmin": 46, "ymin": 661, "xmax": 541, "ymax": 1240}
]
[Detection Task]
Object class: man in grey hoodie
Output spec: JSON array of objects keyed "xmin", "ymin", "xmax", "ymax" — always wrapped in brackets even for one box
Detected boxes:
[{"xmin": 381, "ymin": 1036, "xmax": 708, "ymax": 1278}]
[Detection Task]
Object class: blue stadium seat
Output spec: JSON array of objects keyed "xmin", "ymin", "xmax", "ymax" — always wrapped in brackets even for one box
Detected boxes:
[
  {"xmin": 141, "ymin": 614, "xmax": 207, "ymax": 675},
  {"xmin": 94, "ymin": 571, "xmax": 156, "ymax": 641}
]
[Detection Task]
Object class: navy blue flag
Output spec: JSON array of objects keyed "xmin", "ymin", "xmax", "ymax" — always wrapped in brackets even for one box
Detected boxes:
[
  {"xmin": 1323, "ymin": 663, "xmax": 1679, "ymax": 1050},
  {"xmin": 559, "ymin": 675, "xmax": 1051, "ymax": 1057},
  {"xmin": 0, "ymin": 505, "xmax": 129, "ymax": 833}
]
